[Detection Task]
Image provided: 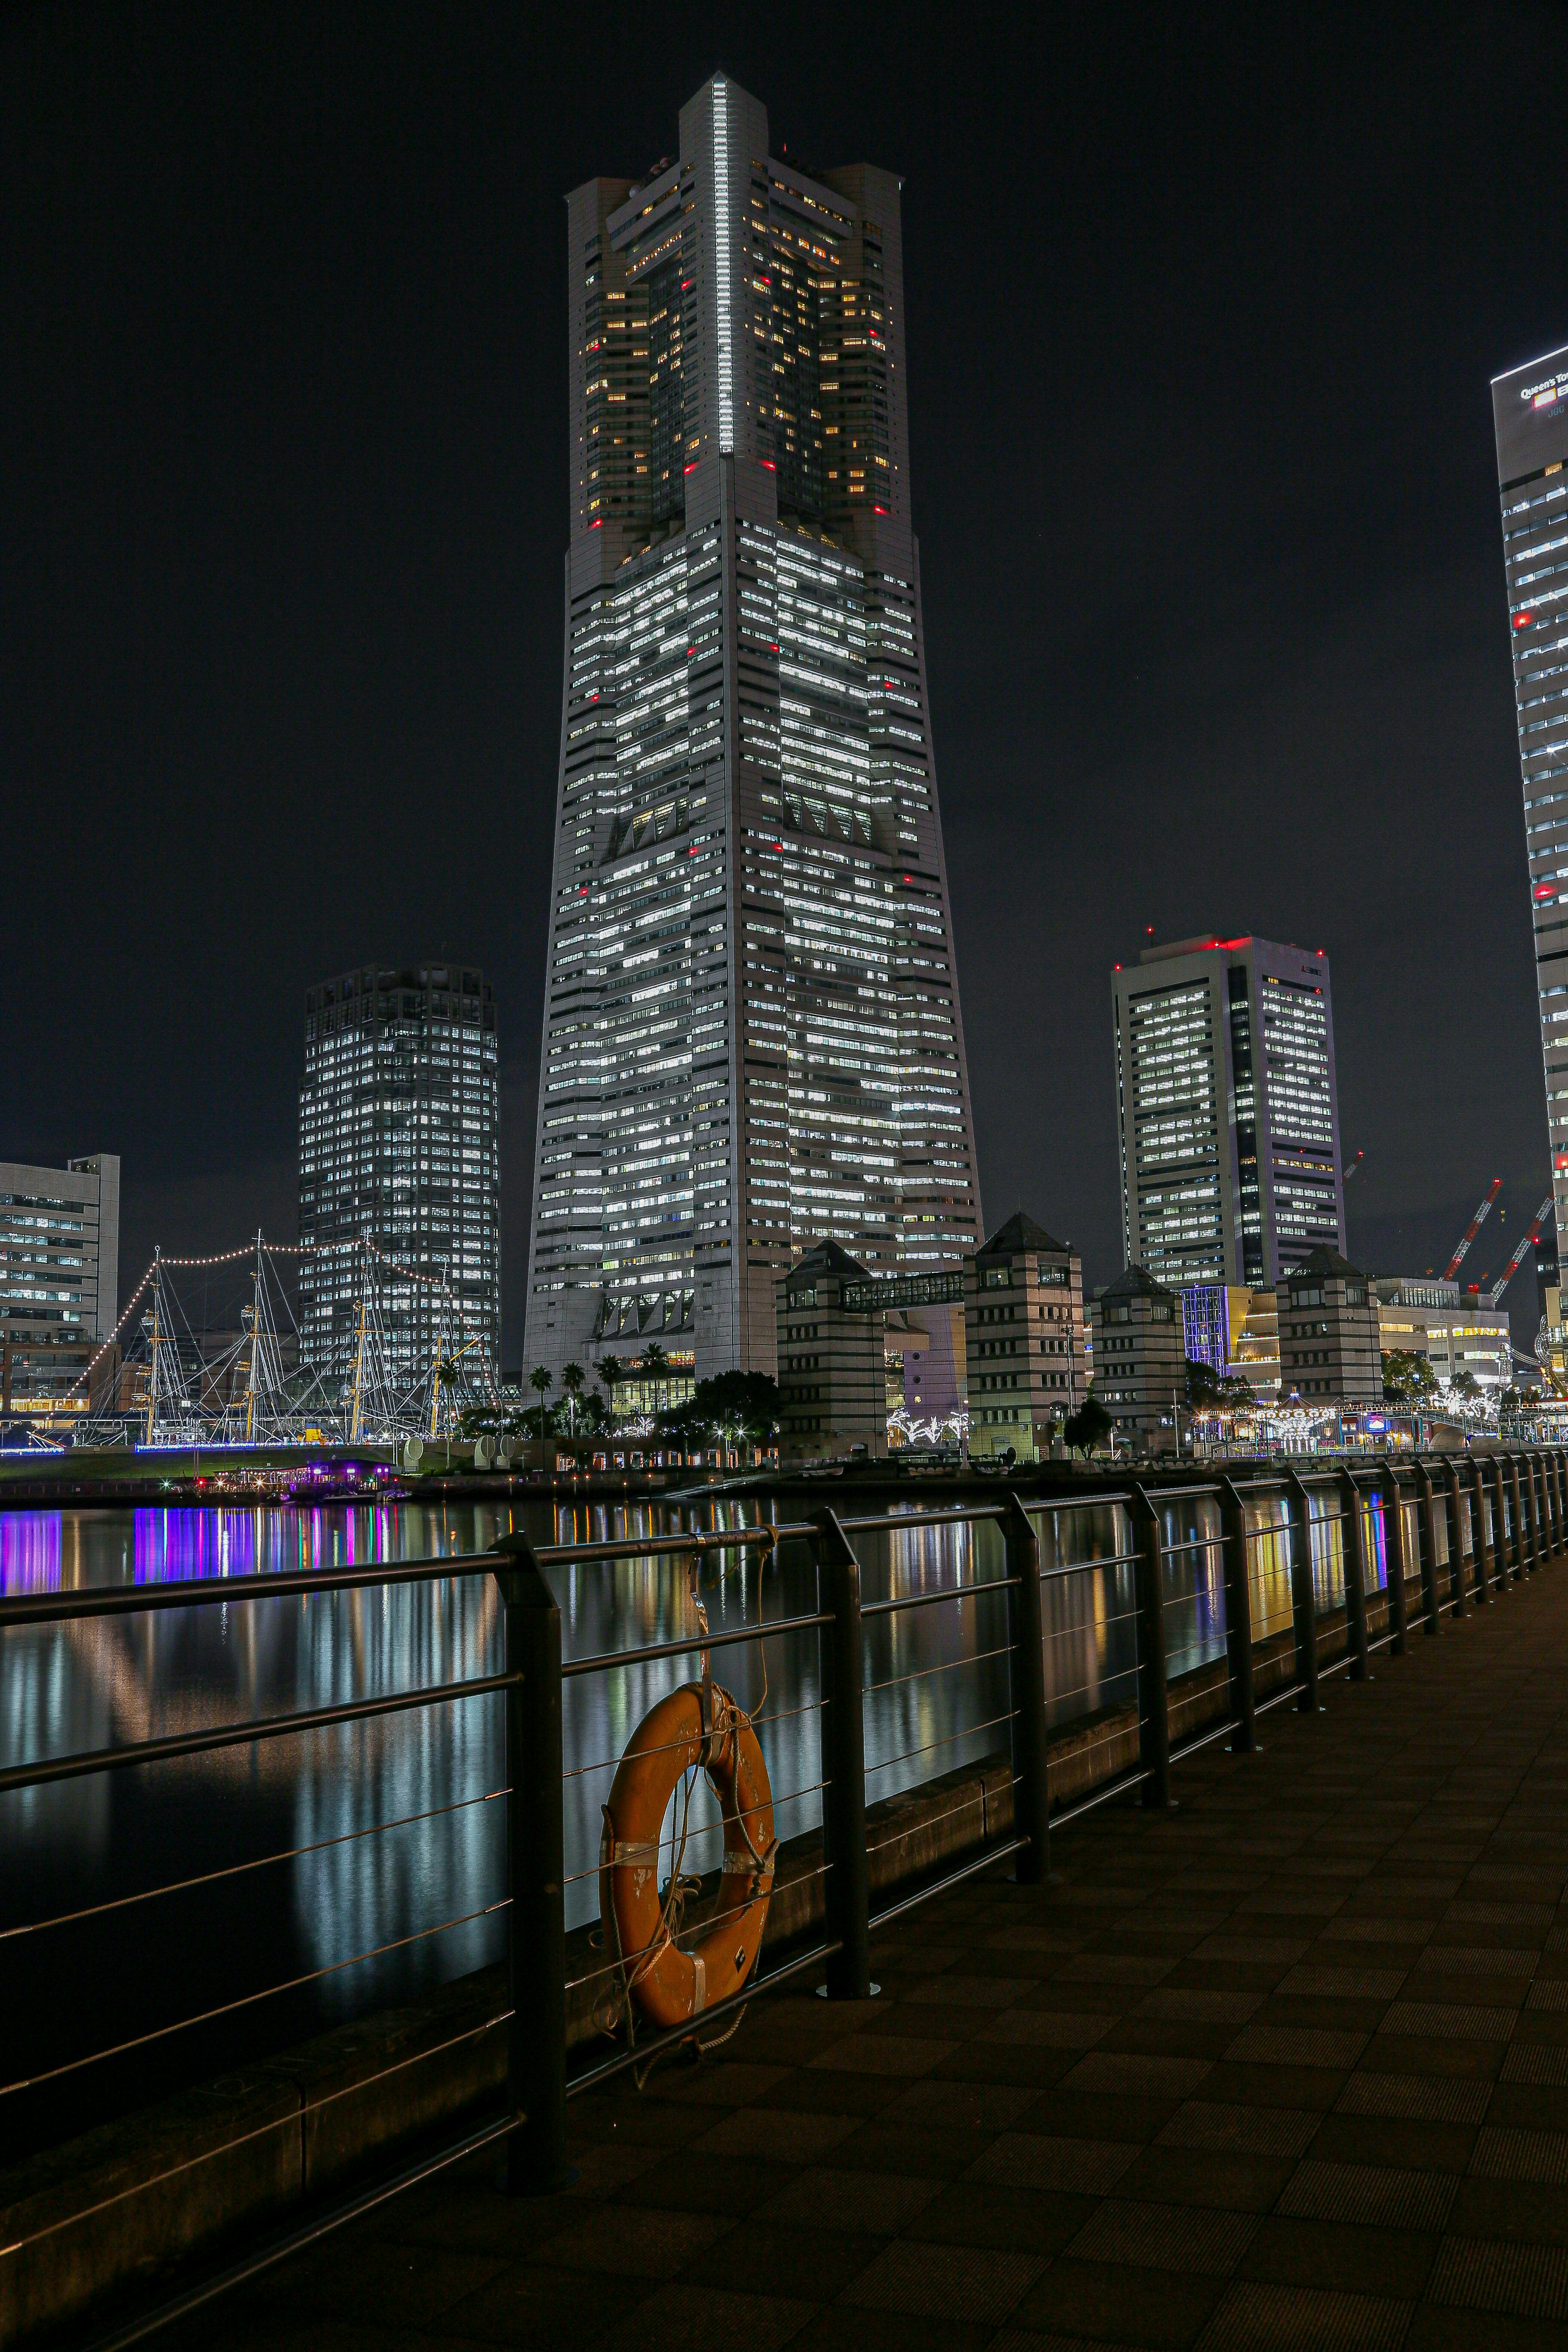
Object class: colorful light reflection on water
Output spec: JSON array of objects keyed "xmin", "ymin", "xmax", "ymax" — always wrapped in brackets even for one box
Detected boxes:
[{"xmin": 0, "ymin": 1490, "xmax": 1248, "ymax": 2166}]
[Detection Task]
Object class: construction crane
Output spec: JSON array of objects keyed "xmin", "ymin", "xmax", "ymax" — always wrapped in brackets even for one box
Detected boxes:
[
  {"xmin": 1482, "ymin": 1196, "xmax": 1554, "ymax": 1310},
  {"xmin": 1445, "ymin": 1178, "xmax": 1503, "ymax": 1282}
]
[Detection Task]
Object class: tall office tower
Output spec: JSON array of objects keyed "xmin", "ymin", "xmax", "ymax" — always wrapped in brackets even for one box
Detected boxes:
[
  {"xmin": 523, "ymin": 74, "xmax": 982, "ymax": 1382},
  {"xmin": 298, "ymin": 963, "xmax": 500, "ymax": 1389},
  {"xmin": 1111, "ymin": 936, "xmax": 1345, "ymax": 1290},
  {"xmin": 1493, "ymin": 343, "xmax": 1568, "ymax": 1263},
  {"xmin": 0, "ymin": 1153, "xmax": 120, "ymax": 1417}
]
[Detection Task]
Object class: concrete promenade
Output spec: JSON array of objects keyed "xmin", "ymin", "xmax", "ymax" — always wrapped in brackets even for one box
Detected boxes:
[{"xmin": 169, "ymin": 1564, "xmax": 1568, "ymax": 2352}]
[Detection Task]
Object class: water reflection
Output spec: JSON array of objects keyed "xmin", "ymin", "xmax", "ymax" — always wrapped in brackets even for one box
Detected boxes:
[{"xmin": 0, "ymin": 1491, "xmax": 1240, "ymax": 2159}]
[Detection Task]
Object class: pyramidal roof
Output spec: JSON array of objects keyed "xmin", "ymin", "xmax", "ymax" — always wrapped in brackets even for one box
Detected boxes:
[
  {"xmin": 977, "ymin": 1210, "xmax": 1070, "ymax": 1257},
  {"xmin": 787, "ymin": 1237, "xmax": 871, "ymax": 1283},
  {"xmin": 1287, "ymin": 1243, "xmax": 1365, "ymax": 1283},
  {"xmin": 1098, "ymin": 1263, "xmax": 1176, "ymax": 1301}
]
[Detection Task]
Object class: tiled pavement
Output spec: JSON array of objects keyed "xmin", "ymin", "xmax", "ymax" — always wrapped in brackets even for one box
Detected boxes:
[{"xmin": 168, "ymin": 1566, "xmax": 1568, "ymax": 2352}]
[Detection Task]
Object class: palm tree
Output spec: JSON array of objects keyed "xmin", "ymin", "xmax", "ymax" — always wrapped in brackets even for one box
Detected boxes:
[
  {"xmin": 528, "ymin": 1364, "xmax": 553, "ymax": 1443},
  {"xmin": 560, "ymin": 1362, "xmax": 585, "ymax": 1439}
]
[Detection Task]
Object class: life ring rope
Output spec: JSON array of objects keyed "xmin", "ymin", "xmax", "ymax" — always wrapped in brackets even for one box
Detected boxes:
[{"xmin": 598, "ymin": 1548, "xmax": 779, "ymax": 2055}]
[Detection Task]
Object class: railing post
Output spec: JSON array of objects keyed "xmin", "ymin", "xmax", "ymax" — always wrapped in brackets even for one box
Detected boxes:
[
  {"xmin": 1376, "ymin": 1460, "xmax": 1408, "ymax": 1655},
  {"xmin": 1218, "ymin": 1477, "xmax": 1257, "ymax": 1751},
  {"xmin": 1445, "ymin": 1464, "xmax": 1472, "ymax": 1619},
  {"xmin": 489, "ymin": 1535, "xmax": 566, "ymax": 2196},
  {"xmin": 1523, "ymin": 1449, "xmax": 1542, "ymax": 1580},
  {"xmin": 1414, "ymin": 1459, "xmax": 1442, "ymax": 1636},
  {"xmin": 1282, "ymin": 1467, "xmax": 1321, "ymax": 1708},
  {"xmin": 813, "ymin": 1508, "xmax": 871, "ymax": 1999},
  {"xmin": 1469, "ymin": 1459, "xmax": 1493, "ymax": 1604},
  {"xmin": 1002, "ymin": 1492, "xmax": 1049, "ymax": 1879},
  {"xmin": 1534, "ymin": 1454, "xmax": 1554, "ymax": 1566},
  {"xmin": 1555, "ymin": 1451, "xmax": 1568, "ymax": 1555},
  {"xmin": 1544, "ymin": 1452, "xmax": 1562, "ymax": 1561},
  {"xmin": 1338, "ymin": 1471, "xmax": 1371, "ymax": 1679},
  {"xmin": 1128, "ymin": 1486, "xmax": 1172, "ymax": 1806},
  {"xmin": 1510, "ymin": 1457, "xmax": 1530, "ymax": 1577},
  {"xmin": 1492, "ymin": 1457, "xmax": 1514, "ymax": 1586}
]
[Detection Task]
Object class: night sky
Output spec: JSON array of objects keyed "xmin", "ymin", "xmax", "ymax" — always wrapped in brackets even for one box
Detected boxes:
[{"xmin": 4, "ymin": 3, "xmax": 1567, "ymax": 1359}]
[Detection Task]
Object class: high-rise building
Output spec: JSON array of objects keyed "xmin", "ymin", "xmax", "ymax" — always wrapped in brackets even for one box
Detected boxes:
[
  {"xmin": 523, "ymin": 75, "xmax": 982, "ymax": 1383},
  {"xmin": 0, "ymin": 1153, "xmax": 120, "ymax": 1419},
  {"xmin": 1112, "ymin": 935, "xmax": 1345, "ymax": 1291},
  {"xmin": 1492, "ymin": 342, "xmax": 1568, "ymax": 1263},
  {"xmin": 298, "ymin": 963, "xmax": 500, "ymax": 1390}
]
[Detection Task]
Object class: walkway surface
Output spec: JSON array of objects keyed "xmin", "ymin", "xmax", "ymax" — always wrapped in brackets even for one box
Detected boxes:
[{"xmin": 169, "ymin": 1567, "xmax": 1568, "ymax": 2352}]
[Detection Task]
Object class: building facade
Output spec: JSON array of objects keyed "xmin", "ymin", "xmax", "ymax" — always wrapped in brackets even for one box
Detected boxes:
[
  {"xmin": 298, "ymin": 964, "xmax": 500, "ymax": 1391},
  {"xmin": 1088, "ymin": 1265, "xmax": 1185, "ymax": 1450},
  {"xmin": 1493, "ymin": 344, "xmax": 1568, "ymax": 1265},
  {"xmin": 1374, "ymin": 1279, "xmax": 1512, "ymax": 1401},
  {"xmin": 524, "ymin": 75, "xmax": 982, "ymax": 1386},
  {"xmin": 1182, "ymin": 1283, "xmax": 1281, "ymax": 1399},
  {"xmin": 1279, "ymin": 1246, "xmax": 1381, "ymax": 1405},
  {"xmin": 776, "ymin": 1238, "xmax": 887, "ymax": 1462},
  {"xmin": 1112, "ymin": 936, "xmax": 1346, "ymax": 1292},
  {"xmin": 964, "ymin": 1212, "xmax": 1085, "ymax": 1462},
  {"xmin": 0, "ymin": 1154, "xmax": 120, "ymax": 1421}
]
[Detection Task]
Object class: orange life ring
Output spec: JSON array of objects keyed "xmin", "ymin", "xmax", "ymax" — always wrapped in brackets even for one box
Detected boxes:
[{"xmin": 598, "ymin": 1681, "xmax": 776, "ymax": 2029}]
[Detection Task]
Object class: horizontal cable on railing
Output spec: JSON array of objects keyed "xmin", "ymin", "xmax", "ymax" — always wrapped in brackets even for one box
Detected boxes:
[
  {"xmin": 0, "ymin": 1551, "xmax": 505, "ymax": 1629},
  {"xmin": 864, "ymin": 1640, "xmax": 1012, "ymax": 1697},
  {"xmin": 0, "ymin": 2009, "xmax": 515, "ymax": 2267},
  {"xmin": 0, "ymin": 1787, "xmax": 508, "ymax": 1945},
  {"xmin": 1046, "ymin": 1674, "xmax": 1139, "ymax": 1710},
  {"xmin": 0, "ymin": 1898, "xmax": 508, "ymax": 2101},
  {"xmin": 1043, "ymin": 1606, "xmax": 1140, "ymax": 1641},
  {"xmin": 561, "ymin": 1695, "xmax": 826, "ymax": 1787},
  {"xmin": 865, "ymin": 1786, "xmax": 1005, "ymax": 1858},
  {"xmin": 562, "ymin": 1867, "xmax": 833, "ymax": 1999},
  {"xmin": 861, "ymin": 1574, "xmax": 1018, "ymax": 1620},
  {"xmin": 864, "ymin": 1708, "xmax": 1014, "ymax": 1779},
  {"xmin": 562, "ymin": 1608, "xmax": 830, "ymax": 1681},
  {"xmin": 0, "ymin": 1669, "xmax": 524, "ymax": 1798},
  {"xmin": 836, "ymin": 1506, "xmax": 1008, "ymax": 1537}
]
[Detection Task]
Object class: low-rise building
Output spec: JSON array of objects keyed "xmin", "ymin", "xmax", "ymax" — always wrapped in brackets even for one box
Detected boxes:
[
  {"xmin": 1279, "ymin": 1245, "xmax": 1382, "ymax": 1404},
  {"xmin": 776, "ymin": 1241, "xmax": 888, "ymax": 1463},
  {"xmin": 965, "ymin": 1213, "xmax": 1086, "ymax": 1462},
  {"xmin": 1182, "ymin": 1283, "xmax": 1281, "ymax": 1399},
  {"xmin": 0, "ymin": 1153, "xmax": 120, "ymax": 1427},
  {"xmin": 1373, "ymin": 1278, "xmax": 1512, "ymax": 1400},
  {"xmin": 1089, "ymin": 1266, "xmax": 1185, "ymax": 1449}
]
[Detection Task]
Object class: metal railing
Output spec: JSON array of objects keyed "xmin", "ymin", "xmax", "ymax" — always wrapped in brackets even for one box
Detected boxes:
[{"xmin": 0, "ymin": 1446, "xmax": 1565, "ymax": 2336}]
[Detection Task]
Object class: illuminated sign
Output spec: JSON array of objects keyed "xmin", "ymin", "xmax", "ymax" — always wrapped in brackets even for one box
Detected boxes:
[{"xmin": 1495, "ymin": 344, "xmax": 1568, "ymax": 481}]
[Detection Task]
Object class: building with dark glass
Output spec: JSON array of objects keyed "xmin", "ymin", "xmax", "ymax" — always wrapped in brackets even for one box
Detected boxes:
[
  {"xmin": 1493, "ymin": 342, "xmax": 1568, "ymax": 1267},
  {"xmin": 1112, "ymin": 935, "xmax": 1345, "ymax": 1291},
  {"xmin": 298, "ymin": 963, "xmax": 499, "ymax": 1391},
  {"xmin": 523, "ymin": 74, "xmax": 982, "ymax": 1384}
]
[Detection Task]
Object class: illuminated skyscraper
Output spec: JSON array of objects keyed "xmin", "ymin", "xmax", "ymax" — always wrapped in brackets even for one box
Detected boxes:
[
  {"xmin": 523, "ymin": 75, "xmax": 982, "ymax": 1380},
  {"xmin": 1492, "ymin": 343, "xmax": 1568, "ymax": 1261},
  {"xmin": 1111, "ymin": 936, "xmax": 1345, "ymax": 1290},
  {"xmin": 298, "ymin": 962, "xmax": 500, "ymax": 1387}
]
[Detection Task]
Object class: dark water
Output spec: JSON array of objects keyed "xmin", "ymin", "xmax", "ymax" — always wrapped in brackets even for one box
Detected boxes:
[{"xmin": 0, "ymin": 1482, "xmax": 1380, "ymax": 2160}]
